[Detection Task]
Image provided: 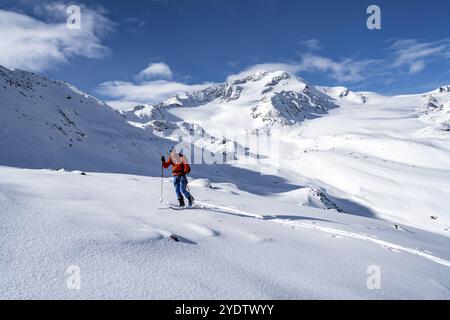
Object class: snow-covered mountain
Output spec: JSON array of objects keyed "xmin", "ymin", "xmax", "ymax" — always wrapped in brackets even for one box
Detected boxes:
[
  {"xmin": 0, "ymin": 65, "xmax": 166, "ymax": 175},
  {"xmin": 123, "ymin": 71, "xmax": 338, "ymax": 134},
  {"xmin": 120, "ymin": 70, "xmax": 450, "ymax": 237},
  {"xmin": 419, "ymin": 85, "xmax": 450, "ymax": 136}
]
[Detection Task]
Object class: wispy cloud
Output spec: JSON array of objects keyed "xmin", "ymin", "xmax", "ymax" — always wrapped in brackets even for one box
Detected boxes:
[
  {"xmin": 228, "ymin": 55, "xmax": 375, "ymax": 83},
  {"xmin": 230, "ymin": 38, "xmax": 450, "ymax": 86},
  {"xmin": 389, "ymin": 38, "xmax": 450, "ymax": 74},
  {"xmin": 298, "ymin": 55, "xmax": 376, "ymax": 82},
  {"xmin": 126, "ymin": 17, "xmax": 148, "ymax": 28},
  {"xmin": 0, "ymin": 3, "xmax": 113, "ymax": 72},
  {"xmin": 299, "ymin": 38, "xmax": 322, "ymax": 51},
  {"xmin": 125, "ymin": 16, "xmax": 149, "ymax": 33}
]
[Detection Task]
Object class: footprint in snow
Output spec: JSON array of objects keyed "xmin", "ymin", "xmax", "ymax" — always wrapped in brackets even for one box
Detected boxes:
[
  {"xmin": 187, "ymin": 224, "xmax": 220, "ymax": 238},
  {"xmin": 122, "ymin": 232, "xmax": 165, "ymax": 247},
  {"xmin": 415, "ymin": 247, "xmax": 433, "ymax": 254},
  {"xmin": 245, "ymin": 233, "xmax": 274, "ymax": 243},
  {"xmin": 381, "ymin": 245, "xmax": 400, "ymax": 253},
  {"xmin": 136, "ymin": 226, "xmax": 165, "ymax": 240},
  {"xmin": 135, "ymin": 224, "xmax": 192, "ymax": 243}
]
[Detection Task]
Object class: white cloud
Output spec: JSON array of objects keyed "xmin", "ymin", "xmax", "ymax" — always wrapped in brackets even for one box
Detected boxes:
[
  {"xmin": 97, "ymin": 80, "xmax": 212, "ymax": 110},
  {"xmin": 0, "ymin": 3, "xmax": 113, "ymax": 72},
  {"xmin": 136, "ymin": 62, "xmax": 173, "ymax": 80}
]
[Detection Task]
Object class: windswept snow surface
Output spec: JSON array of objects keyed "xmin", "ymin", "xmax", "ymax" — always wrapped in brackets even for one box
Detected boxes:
[
  {"xmin": 1, "ymin": 167, "xmax": 449, "ymax": 299},
  {"xmin": 1, "ymin": 67, "xmax": 450, "ymax": 299},
  {"xmin": 288, "ymin": 89, "xmax": 450, "ymax": 236}
]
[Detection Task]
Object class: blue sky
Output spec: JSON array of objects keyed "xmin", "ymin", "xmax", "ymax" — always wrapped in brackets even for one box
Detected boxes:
[{"xmin": 1, "ymin": 0, "xmax": 450, "ymax": 108}]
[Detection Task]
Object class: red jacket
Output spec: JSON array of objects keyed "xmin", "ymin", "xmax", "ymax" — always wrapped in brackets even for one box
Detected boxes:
[{"xmin": 163, "ymin": 152, "xmax": 191, "ymax": 176}]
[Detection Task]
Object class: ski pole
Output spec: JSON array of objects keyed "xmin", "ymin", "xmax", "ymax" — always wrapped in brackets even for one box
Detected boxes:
[{"xmin": 160, "ymin": 156, "xmax": 164, "ymax": 204}]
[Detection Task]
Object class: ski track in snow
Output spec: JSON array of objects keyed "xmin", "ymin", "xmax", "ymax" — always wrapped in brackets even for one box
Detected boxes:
[
  {"xmin": 195, "ymin": 201, "xmax": 450, "ymax": 268},
  {"xmin": 272, "ymin": 220, "xmax": 450, "ymax": 268},
  {"xmin": 194, "ymin": 201, "xmax": 265, "ymax": 219}
]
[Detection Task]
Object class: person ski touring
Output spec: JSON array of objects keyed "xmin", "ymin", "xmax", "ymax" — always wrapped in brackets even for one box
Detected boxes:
[{"xmin": 161, "ymin": 148, "xmax": 194, "ymax": 207}]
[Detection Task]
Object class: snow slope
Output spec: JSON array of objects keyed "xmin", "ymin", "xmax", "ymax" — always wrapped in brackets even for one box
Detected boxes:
[
  {"xmin": 1, "ymin": 166, "xmax": 449, "ymax": 299},
  {"xmin": 288, "ymin": 88, "xmax": 450, "ymax": 235},
  {"xmin": 0, "ymin": 65, "xmax": 166, "ymax": 175}
]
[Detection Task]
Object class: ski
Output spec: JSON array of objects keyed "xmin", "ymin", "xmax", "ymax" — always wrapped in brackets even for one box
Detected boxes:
[
  {"xmin": 158, "ymin": 202, "xmax": 200, "ymax": 210},
  {"xmin": 168, "ymin": 205, "xmax": 197, "ymax": 210}
]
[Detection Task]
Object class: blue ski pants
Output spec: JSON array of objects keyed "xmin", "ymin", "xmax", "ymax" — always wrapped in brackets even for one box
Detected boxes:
[{"xmin": 174, "ymin": 175, "xmax": 191, "ymax": 199}]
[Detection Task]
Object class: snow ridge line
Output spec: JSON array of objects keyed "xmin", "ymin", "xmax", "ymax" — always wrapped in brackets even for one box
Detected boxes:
[{"xmin": 195, "ymin": 201, "xmax": 450, "ymax": 268}]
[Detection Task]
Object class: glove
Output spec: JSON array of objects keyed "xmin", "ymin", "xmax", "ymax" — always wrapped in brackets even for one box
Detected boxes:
[{"xmin": 161, "ymin": 156, "xmax": 165, "ymax": 163}]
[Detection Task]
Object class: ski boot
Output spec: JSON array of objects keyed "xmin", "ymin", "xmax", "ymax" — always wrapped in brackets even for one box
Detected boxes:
[
  {"xmin": 178, "ymin": 197, "xmax": 185, "ymax": 207},
  {"xmin": 187, "ymin": 195, "xmax": 195, "ymax": 207}
]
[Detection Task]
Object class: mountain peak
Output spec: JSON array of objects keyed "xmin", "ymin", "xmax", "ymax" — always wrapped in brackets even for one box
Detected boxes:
[
  {"xmin": 0, "ymin": 64, "xmax": 10, "ymax": 72},
  {"xmin": 436, "ymin": 85, "xmax": 450, "ymax": 93},
  {"xmin": 228, "ymin": 70, "xmax": 294, "ymax": 85}
]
